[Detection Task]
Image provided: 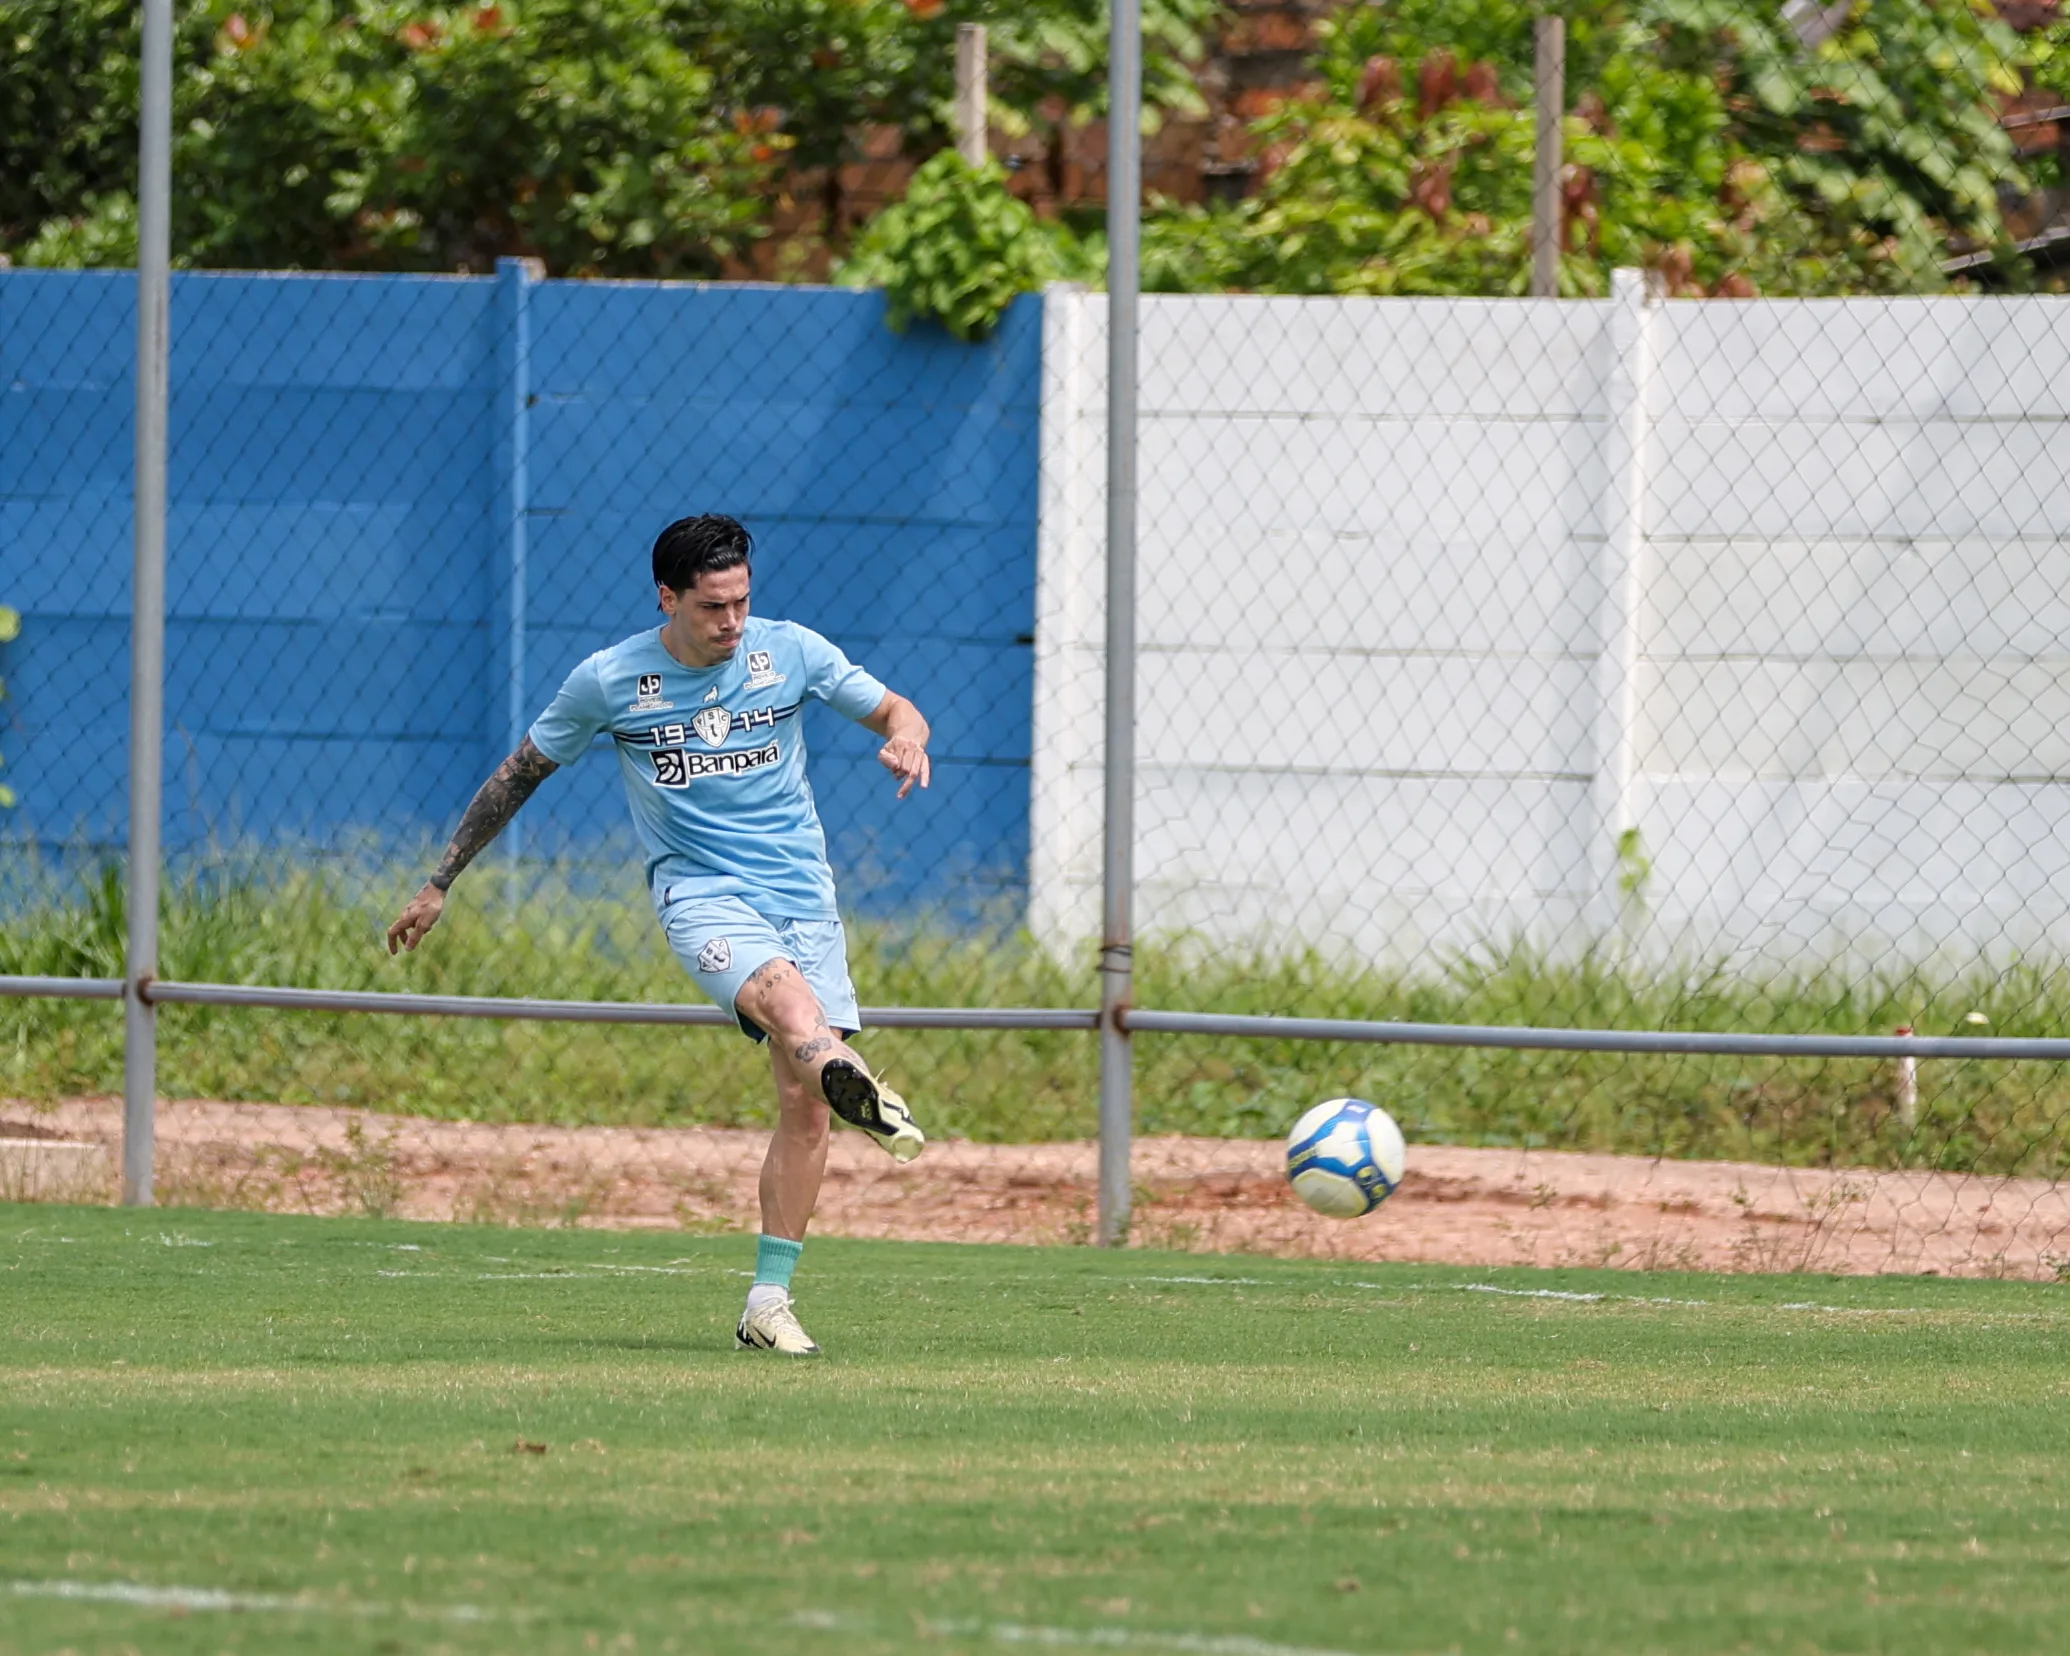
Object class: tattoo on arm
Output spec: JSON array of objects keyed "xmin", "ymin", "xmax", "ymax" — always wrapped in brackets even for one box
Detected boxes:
[{"xmin": 428, "ymin": 738, "xmax": 558, "ymax": 891}]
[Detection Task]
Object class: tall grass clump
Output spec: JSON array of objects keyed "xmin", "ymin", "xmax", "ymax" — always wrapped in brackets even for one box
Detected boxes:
[{"xmin": 6, "ymin": 861, "xmax": 2070, "ymax": 1176}]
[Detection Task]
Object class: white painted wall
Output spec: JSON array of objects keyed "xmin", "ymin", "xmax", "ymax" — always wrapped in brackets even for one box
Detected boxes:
[{"xmin": 1030, "ymin": 287, "xmax": 2070, "ymax": 976}]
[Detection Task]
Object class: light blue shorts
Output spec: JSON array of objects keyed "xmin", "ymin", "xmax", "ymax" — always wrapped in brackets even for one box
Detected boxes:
[{"xmin": 656, "ymin": 893, "xmax": 861, "ymax": 1043}]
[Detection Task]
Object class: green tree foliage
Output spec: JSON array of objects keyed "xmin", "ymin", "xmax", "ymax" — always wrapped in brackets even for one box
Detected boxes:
[
  {"xmin": 4, "ymin": 0, "xmax": 781, "ymax": 276},
  {"xmin": 673, "ymin": 0, "xmax": 1215, "ymax": 205},
  {"xmin": 338, "ymin": 2, "xmax": 778, "ymax": 274},
  {"xmin": 1143, "ymin": 0, "xmax": 2038, "ymax": 297},
  {"xmin": 4, "ymin": 0, "xmax": 2056, "ymax": 301},
  {"xmin": 0, "ymin": 0, "xmax": 144, "ymax": 255},
  {"xmin": 836, "ymin": 149, "xmax": 1094, "ymax": 339},
  {"xmin": 1, "ymin": 0, "xmax": 1212, "ymax": 275}
]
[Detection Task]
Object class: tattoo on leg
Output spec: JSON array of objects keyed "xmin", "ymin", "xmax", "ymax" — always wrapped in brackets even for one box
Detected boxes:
[
  {"xmin": 792, "ymin": 1036, "xmax": 834, "ymax": 1064},
  {"xmin": 743, "ymin": 958, "xmax": 793, "ymax": 995}
]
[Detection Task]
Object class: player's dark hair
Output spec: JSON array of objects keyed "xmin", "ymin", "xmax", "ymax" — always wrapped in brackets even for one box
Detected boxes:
[{"xmin": 652, "ymin": 514, "xmax": 753, "ymax": 593}]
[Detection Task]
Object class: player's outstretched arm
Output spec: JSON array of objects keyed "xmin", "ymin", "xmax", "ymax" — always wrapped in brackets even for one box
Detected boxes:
[
  {"xmin": 386, "ymin": 737, "xmax": 560, "ymax": 953},
  {"xmin": 860, "ymin": 692, "xmax": 932, "ymax": 800}
]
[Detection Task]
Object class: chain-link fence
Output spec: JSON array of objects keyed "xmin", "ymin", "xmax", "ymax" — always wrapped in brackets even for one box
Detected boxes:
[
  {"xmin": 8, "ymin": 266, "xmax": 2070, "ymax": 1278},
  {"xmin": 5, "ymin": 264, "xmax": 1038, "ymax": 911},
  {"xmin": 3, "ymin": 264, "xmax": 1084, "ymax": 1246},
  {"xmin": 1036, "ymin": 283, "xmax": 2070, "ymax": 1276}
]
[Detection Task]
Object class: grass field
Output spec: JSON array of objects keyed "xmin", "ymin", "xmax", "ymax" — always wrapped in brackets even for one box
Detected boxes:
[
  {"xmin": 4, "ymin": 1206, "xmax": 2066, "ymax": 1655},
  {"xmin": 8, "ymin": 862, "xmax": 2070, "ymax": 1174}
]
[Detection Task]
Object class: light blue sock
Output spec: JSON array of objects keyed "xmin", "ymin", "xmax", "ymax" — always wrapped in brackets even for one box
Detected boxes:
[{"xmin": 754, "ymin": 1234, "xmax": 803, "ymax": 1294}]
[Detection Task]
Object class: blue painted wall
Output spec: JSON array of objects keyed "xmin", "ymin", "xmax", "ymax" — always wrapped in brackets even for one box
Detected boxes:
[{"xmin": 0, "ymin": 270, "xmax": 1040, "ymax": 916}]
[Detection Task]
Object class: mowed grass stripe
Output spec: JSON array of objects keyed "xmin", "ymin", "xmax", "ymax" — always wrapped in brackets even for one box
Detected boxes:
[{"xmin": 3, "ymin": 1208, "xmax": 2067, "ymax": 1656}]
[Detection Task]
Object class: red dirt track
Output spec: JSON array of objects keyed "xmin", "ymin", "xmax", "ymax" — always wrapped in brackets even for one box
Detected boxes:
[{"xmin": 9, "ymin": 1096, "xmax": 2069, "ymax": 1280}]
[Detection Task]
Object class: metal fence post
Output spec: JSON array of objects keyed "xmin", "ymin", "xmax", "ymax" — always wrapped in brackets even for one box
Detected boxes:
[
  {"xmin": 1895, "ymin": 1025, "xmax": 1919, "ymax": 1131},
  {"xmin": 492, "ymin": 257, "xmax": 538, "ymax": 869},
  {"xmin": 1531, "ymin": 16, "xmax": 1565, "ymax": 299},
  {"xmin": 1098, "ymin": 0, "xmax": 1143, "ymax": 1248},
  {"xmin": 955, "ymin": 25, "xmax": 988, "ymax": 168},
  {"xmin": 1588, "ymin": 268, "xmax": 1658, "ymax": 943},
  {"xmin": 123, "ymin": 0, "xmax": 174, "ymax": 1207}
]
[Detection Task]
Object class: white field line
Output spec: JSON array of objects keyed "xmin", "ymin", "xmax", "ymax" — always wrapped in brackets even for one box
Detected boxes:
[
  {"xmin": 1449, "ymin": 1283, "xmax": 1707, "ymax": 1308},
  {"xmin": 793, "ymin": 1609, "xmax": 1388, "ymax": 1656},
  {"xmin": 363, "ymin": 1257, "xmax": 729, "ymax": 1283},
  {"xmin": 6, "ymin": 1578, "xmax": 503, "ymax": 1623},
  {"xmin": 48, "ymin": 1229, "xmax": 2051, "ymax": 1325},
  {"xmin": 1144, "ymin": 1277, "xmax": 1713, "ymax": 1309},
  {"xmin": 592, "ymin": 1261, "xmax": 723, "ymax": 1274},
  {"xmin": 471, "ymin": 1263, "xmax": 754, "ymax": 1280},
  {"xmin": 1772, "ymin": 1301, "xmax": 1951, "ymax": 1316},
  {"xmin": 956, "ymin": 1622, "xmax": 1376, "ymax": 1656},
  {"xmin": 1144, "ymin": 1275, "xmax": 1919, "ymax": 1317},
  {"xmin": 1395, "ymin": 1280, "xmax": 2007, "ymax": 1317},
  {"xmin": 1143, "ymin": 1276, "xmax": 2064, "ymax": 1322}
]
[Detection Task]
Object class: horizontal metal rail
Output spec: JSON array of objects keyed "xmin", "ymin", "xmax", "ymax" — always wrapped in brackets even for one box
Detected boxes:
[
  {"xmin": 1123, "ymin": 1008, "xmax": 2070, "ymax": 1061},
  {"xmin": 9, "ymin": 974, "xmax": 2069, "ymax": 1058},
  {"xmin": 0, "ymin": 975, "xmax": 125, "ymax": 1002},
  {"xmin": 144, "ymin": 979, "xmax": 1099, "ymax": 1031}
]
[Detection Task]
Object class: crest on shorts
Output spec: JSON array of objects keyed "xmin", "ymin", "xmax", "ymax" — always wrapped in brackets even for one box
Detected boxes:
[
  {"xmin": 692, "ymin": 705, "xmax": 732, "ymax": 748},
  {"xmin": 696, "ymin": 937, "xmax": 732, "ymax": 973}
]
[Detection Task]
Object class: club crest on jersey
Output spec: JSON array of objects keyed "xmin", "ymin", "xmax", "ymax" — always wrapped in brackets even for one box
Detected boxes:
[
  {"xmin": 692, "ymin": 706, "xmax": 732, "ymax": 748},
  {"xmin": 696, "ymin": 937, "xmax": 732, "ymax": 973},
  {"xmin": 632, "ymin": 672, "xmax": 671, "ymax": 712},
  {"xmin": 743, "ymin": 650, "xmax": 786, "ymax": 690}
]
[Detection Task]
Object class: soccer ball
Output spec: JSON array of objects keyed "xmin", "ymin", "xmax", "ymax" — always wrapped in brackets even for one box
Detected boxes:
[{"xmin": 1285, "ymin": 1097, "xmax": 1406, "ymax": 1218}]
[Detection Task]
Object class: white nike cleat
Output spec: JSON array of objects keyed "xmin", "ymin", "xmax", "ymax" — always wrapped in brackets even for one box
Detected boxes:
[
  {"xmin": 735, "ymin": 1293, "xmax": 821, "ymax": 1355},
  {"xmin": 821, "ymin": 1058, "xmax": 925, "ymax": 1164}
]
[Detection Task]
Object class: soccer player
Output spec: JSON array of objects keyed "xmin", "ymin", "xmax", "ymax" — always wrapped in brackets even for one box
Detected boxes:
[{"xmin": 386, "ymin": 513, "xmax": 930, "ymax": 1356}]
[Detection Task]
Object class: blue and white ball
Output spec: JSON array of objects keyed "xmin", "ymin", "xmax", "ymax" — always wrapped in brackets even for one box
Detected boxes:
[{"xmin": 1285, "ymin": 1097, "xmax": 1407, "ymax": 1218}]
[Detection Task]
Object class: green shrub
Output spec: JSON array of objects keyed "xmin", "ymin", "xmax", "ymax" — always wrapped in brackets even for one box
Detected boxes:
[{"xmin": 836, "ymin": 150, "xmax": 1093, "ymax": 340}]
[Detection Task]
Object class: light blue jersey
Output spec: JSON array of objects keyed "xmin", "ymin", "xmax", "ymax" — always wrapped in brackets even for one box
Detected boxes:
[{"xmin": 527, "ymin": 618, "xmax": 888, "ymax": 918}]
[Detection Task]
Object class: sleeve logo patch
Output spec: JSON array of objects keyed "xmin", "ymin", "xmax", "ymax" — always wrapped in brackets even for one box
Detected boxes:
[
  {"xmin": 650, "ymin": 738, "xmax": 781, "ymax": 788},
  {"xmin": 743, "ymin": 649, "xmax": 786, "ymax": 690},
  {"xmin": 696, "ymin": 937, "xmax": 733, "ymax": 973}
]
